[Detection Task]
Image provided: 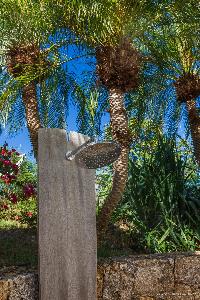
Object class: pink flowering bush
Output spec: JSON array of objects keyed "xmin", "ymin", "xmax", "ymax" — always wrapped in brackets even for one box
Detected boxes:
[
  {"xmin": 0, "ymin": 143, "xmax": 37, "ymax": 228},
  {"xmin": 0, "ymin": 144, "xmax": 19, "ymax": 185}
]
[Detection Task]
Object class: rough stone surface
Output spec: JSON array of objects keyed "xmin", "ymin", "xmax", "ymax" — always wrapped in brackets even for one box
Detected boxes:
[
  {"xmin": 97, "ymin": 255, "xmax": 175, "ymax": 299},
  {"xmin": 1, "ymin": 252, "xmax": 200, "ymax": 300},
  {"xmin": 9, "ymin": 273, "xmax": 38, "ymax": 300},
  {"xmin": 0, "ymin": 280, "xmax": 9, "ymax": 300},
  {"xmin": 175, "ymin": 253, "xmax": 200, "ymax": 293},
  {"xmin": 0, "ymin": 266, "xmax": 38, "ymax": 300}
]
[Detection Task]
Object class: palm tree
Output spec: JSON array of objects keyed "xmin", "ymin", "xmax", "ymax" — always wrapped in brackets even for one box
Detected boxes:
[
  {"xmin": 1, "ymin": 0, "xmax": 158, "ymax": 243},
  {"xmin": 0, "ymin": 0, "xmax": 128, "ymax": 159},
  {"xmin": 139, "ymin": 2, "xmax": 200, "ymax": 166},
  {"xmin": 55, "ymin": 0, "xmax": 155, "ymax": 243},
  {"xmin": 0, "ymin": 0, "xmax": 55, "ymax": 158},
  {"xmin": 95, "ymin": 37, "xmax": 141, "ymax": 243},
  {"xmin": 6, "ymin": 43, "xmax": 45, "ymax": 158}
]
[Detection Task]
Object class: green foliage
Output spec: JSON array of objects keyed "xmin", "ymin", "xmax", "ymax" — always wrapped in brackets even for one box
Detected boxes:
[
  {"xmin": 0, "ymin": 0, "xmax": 87, "ymax": 136},
  {"xmin": 0, "ymin": 0, "xmax": 164, "ymax": 139},
  {"xmin": 97, "ymin": 129, "xmax": 200, "ymax": 253},
  {"xmin": 72, "ymin": 87, "xmax": 109, "ymax": 137},
  {"xmin": 46, "ymin": 0, "xmax": 152, "ymax": 47},
  {"xmin": 122, "ymin": 137, "xmax": 199, "ymax": 224},
  {"xmin": 0, "ymin": 0, "xmax": 54, "ymax": 48},
  {"xmin": 128, "ymin": 2, "xmax": 200, "ymax": 138},
  {"xmin": 96, "ymin": 165, "xmax": 113, "ymax": 214},
  {"xmin": 143, "ymin": 223, "xmax": 199, "ymax": 253},
  {"xmin": 0, "ymin": 197, "xmax": 37, "ymax": 228},
  {"xmin": 15, "ymin": 158, "xmax": 37, "ymax": 187}
]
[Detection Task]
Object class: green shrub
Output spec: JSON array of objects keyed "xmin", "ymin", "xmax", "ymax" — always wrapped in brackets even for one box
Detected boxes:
[{"xmin": 97, "ymin": 133, "xmax": 200, "ymax": 253}]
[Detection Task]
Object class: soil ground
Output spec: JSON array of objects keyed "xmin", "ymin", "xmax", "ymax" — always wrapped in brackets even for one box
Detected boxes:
[
  {"xmin": 0, "ymin": 222, "xmax": 149, "ymax": 267},
  {"xmin": 0, "ymin": 227, "xmax": 38, "ymax": 267}
]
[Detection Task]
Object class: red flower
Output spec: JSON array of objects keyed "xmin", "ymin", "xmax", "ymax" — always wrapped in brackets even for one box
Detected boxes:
[
  {"xmin": 10, "ymin": 193, "xmax": 18, "ymax": 204},
  {"xmin": 2, "ymin": 204, "xmax": 9, "ymax": 210},
  {"xmin": 1, "ymin": 174, "xmax": 11, "ymax": 184},
  {"xmin": 3, "ymin": 160, "xmax": 11, "ymax": 166},
  {"xmin": 23, "ymin": 183, "xmax": 36, "ymax": 198},
  {"xmin": 15, "ymin": 215, "xmax": 21, "ymax": 221},
  {"xmin": 26, "ymin": 211, "xmax": 33, "ymax": 217},
  {"xmin": 12, "ymin": 163, "xmax": 18, "ymax": 170},
  {"xmin": 1, "ymin": 149, "xmax": 7, "ymax": 156}
]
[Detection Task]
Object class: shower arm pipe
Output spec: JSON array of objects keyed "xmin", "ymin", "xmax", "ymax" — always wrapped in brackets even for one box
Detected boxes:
[{"xmin": 65, "ymin": 137, "xmax": 95, "ymax": 161}]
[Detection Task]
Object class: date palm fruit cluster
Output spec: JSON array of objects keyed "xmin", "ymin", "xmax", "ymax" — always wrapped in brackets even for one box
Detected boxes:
[
  {"xmin": 96, "ymin": 37, "xmax": 141, "ymax": 93},
  {"xmin": 174, "ymin": 73, "xmax": 200, "ymax": 102},
  {"xmin": 6, "ymin": 43, "xmax": 51, "ymax": 81}
]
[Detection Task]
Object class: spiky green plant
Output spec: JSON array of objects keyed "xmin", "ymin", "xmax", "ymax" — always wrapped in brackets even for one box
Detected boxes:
[{"xmin": 97, "ymin": 121, "xmax": 200, "ymax": 253}]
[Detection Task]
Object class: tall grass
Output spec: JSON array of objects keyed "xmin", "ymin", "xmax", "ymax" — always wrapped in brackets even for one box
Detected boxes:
[
  {"xmin": 122, "ymin": 136, "xmax": 199, "ymax": 224},
  {"xmin": 97, "ymin": 133, "xmax": 200, "ymax": 253}
]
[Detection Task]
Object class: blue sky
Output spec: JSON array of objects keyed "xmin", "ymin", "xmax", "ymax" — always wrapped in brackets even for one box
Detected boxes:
[
  {"xmin": 0, "ymin": 104, "xmax": 76, "ymax": 161},
  {"xmin": 0, "ymin": 102, "xmax": 110, "ymax": 162}
]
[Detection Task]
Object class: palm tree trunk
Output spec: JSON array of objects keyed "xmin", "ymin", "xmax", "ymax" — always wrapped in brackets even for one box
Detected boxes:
[
  {"xmin": 22, "ymin": 81, "xmax": 41, "ymax": 159},
  {"xmin": 97, "ymin": 89, "xmax": 132, "ymax": 245},
  {"xmin": 186, "ymin": 99, "xmax": 200, "ymax": 166}
]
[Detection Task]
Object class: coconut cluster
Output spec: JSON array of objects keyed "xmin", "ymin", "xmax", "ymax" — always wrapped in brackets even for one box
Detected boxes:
[{"xmin": 96, "ymin": 38, "xmax": 141, "ymax": 93}]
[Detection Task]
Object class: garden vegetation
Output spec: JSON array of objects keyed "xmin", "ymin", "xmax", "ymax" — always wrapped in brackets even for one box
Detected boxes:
[{"xmin": 0, "ymin": 0, "xmax": 199, "ymax": 264}]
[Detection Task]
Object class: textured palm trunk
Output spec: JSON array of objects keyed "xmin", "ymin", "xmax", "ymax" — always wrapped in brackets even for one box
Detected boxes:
[
  {"xmin": 186, "ymin": 99, "xmax": 200, "ymax": 166},
  {"xmin": 6, "ymin": 43, "xmax": 42, "ymax": 159},
  {"xmin": 97, "ymin": 89, "xmax": 132, "ymax": 244},
  {"xmin": 22, "ymin": 82, "xmax": 41, "ymax": 159}
]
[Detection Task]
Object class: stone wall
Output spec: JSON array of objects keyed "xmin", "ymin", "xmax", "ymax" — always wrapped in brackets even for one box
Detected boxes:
[
  {"xmin": 0, "ymin": 266, "xmax": 38, "ymax": 300},
  {"xmin": 97, "ymin": 252, "xmax": 200, "ymax": 299},
  {"xmin": 1, "ymin": 252, "xmax": 200, "ymax": 300}
]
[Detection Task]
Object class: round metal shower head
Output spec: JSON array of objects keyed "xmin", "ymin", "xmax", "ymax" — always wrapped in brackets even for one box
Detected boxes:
[
  {"xmin": 75, "ymin": 141, "xmax": 121, "ymax": 169},
  {"xmin": 66, "ymin": 140, "xmax": 121, "ymax": 169}
]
